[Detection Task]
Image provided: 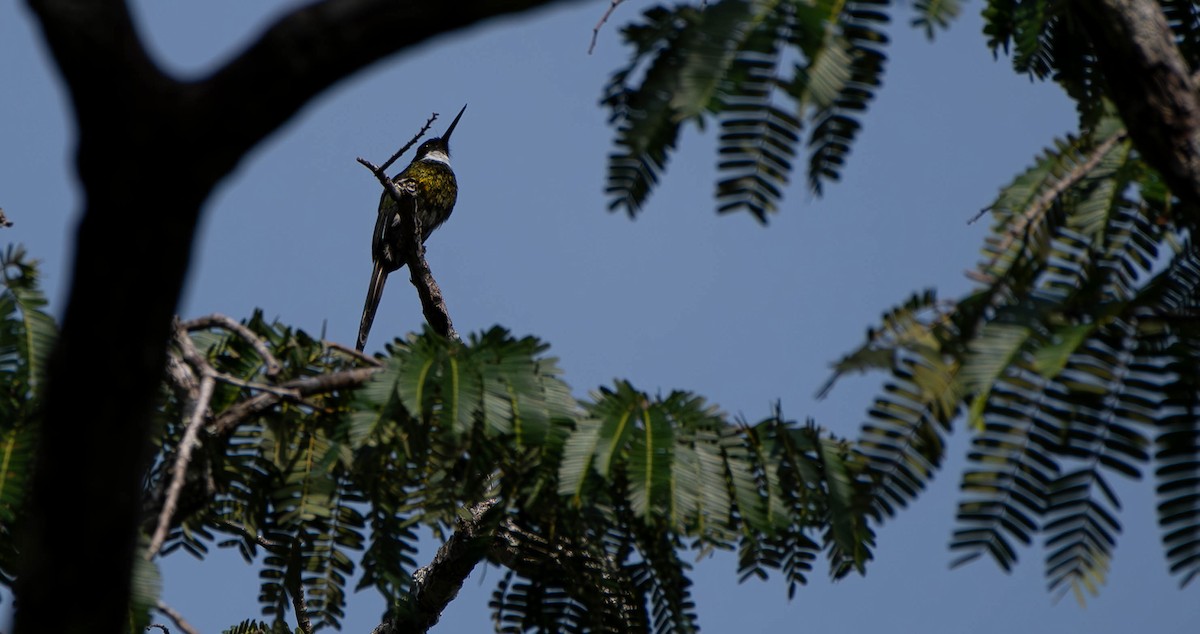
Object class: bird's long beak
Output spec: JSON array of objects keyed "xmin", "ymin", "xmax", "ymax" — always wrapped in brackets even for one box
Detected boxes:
[{"xmin": 442, "ymin": 104, "xmax": 467, "ymax": 145}]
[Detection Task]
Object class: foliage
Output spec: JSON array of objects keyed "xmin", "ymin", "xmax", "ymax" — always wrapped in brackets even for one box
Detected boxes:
[
  {"xmin": 603, "ymin": 0, "xmax": 893, "ymax": 222},
  {"xmin": 825, "ymin": 1, "xmax": 1200, "ymax": 600},
  {"xmin": 0, "ymin": 254, "xmax": 875, "ymax": 632},
  {"xmin": 0, "ymin": 245, "xmax": 56, "ymax": 590}
]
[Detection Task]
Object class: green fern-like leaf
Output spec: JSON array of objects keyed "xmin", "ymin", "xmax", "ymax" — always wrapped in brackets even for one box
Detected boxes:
[
  {"xmin": 1156, "ymin": 401, "xmax": 1200, "ymax": 587},
  {"xmin": 952, "ymin": 368, "xmax": 1062, "ymax": 572},
  {"xmin": 630, "ymin": 531, "xmax": 699, "ymax": 634},
  {"xmin": 605, "ymin": 0, "xmax": 894, "ymax": 220},
  {"xmin": 0, "ymin": 245, "xmax": 57, "ymax": 395},
  {"xmin": 801, "ymin": 1, "xmax": 889, "ymax": 194},
  {"xmin": 1043, "ymin": 467, "xmax": 1120, "ymax": 603}
]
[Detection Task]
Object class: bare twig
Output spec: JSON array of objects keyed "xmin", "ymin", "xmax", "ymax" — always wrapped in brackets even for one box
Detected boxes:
[
  {"xmin": 588, "ymin": 0, "xmax": 624, "ymax": 54},
  {"xmin": 146, "ymin": 330, "xmax": 218, "ymax": 559},
  {"xmin": 155, "ymin": 601, "xmax": 200, "ymax": 634},
  {"xmin": 218, "ymin": 520, "xmax": 281, "ymax": 551},
  {"xmin": 967, "ymin": 206, "xmax": 992, "ymax": 225},
  {"xmin": 379, "ymin": 113, "xmax": 439, "ymax": 175},
  {"xmin": 182, "ymin": 313, "xmax": 283, "ymax": 377},
  {"xmin": 213, "ymin": 371, "xmax": 301, "ymax": 399},
  {"xmin": 164, "ymin": 352, "xmax": 199, "ymax": 400},
  {"xmin": 210, "ymin": 366, "xmax": 380, "ymax": 436},
  {"xmin": 324, "ymin": 339, "xmax": 384, "ymax": 366},
  {"xmin": 146, "ymin": 625, "xmax": 170, "ymax": 634}
]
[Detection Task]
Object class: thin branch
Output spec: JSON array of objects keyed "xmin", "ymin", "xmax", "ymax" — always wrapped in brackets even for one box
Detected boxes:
[
  {"xmin": 210, "ymin": 366, "xmax": 380, "ymax": 436},
  {"xmin": 324, "ymin": 339, "xmax": 384, "ymax": 366},
  {"xmin": 588, "ymin": 0, "xmax": 625, "ymax": 54},
  {"xmin": 164, "ymin": 352, "xmax": 199, "ymax": 401},
  {"xmin": 155, "ymin": 601, "xmax": 200, "ymax": 634},
  {"xmin": 380, "ymin": 113, "xmax": 439, "ymax": 175},
  {"xmin": 146, "ymin": 625, "xmax": 169, "ymax": 634},
  {"xmin": 218, "ymin": 520, "xmax": 282, "ymax": 551},
  {"xmin": 146, "ymin": 330, "xmax": 217, "ymax": 559},
  {"xmin": 213, "ymin": 371, "xmax": 301, "ymax": 399},
  {"xmin": 183, "ymin": 313, "xmax": 283, "ymax": 377}
]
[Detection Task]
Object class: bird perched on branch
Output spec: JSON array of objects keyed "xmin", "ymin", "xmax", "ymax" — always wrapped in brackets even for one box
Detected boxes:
[{"xmin": 357, "ymin": 104, "xmax": 466, "ymax": 352}]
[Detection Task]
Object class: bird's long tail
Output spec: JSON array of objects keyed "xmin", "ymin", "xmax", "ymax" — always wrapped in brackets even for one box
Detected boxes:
[{"xmin": 356, "ymin": 261, "xmax": 388, "ymax": 352}]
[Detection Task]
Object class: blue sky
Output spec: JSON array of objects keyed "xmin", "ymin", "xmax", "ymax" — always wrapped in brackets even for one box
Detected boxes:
[{"xmin": 2, "ymin": 0, "xmax": 1196, "ymax": 632}]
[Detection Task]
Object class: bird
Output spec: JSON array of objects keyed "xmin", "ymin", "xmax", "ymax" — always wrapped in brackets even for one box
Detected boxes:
[{"xmin": 356, "ymin": 104, "xmax": 466, "ymax": 352}]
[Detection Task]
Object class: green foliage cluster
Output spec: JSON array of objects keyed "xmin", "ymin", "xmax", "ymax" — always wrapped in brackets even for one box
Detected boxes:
[
  {"xmin": 820, "ymin": 0, "xmax": 1200, "ymax": 603},
  {"xmin": 604, "ymin": 0, "xmax": 884, "ymax": 220},
  {"xmin": 0, "ymin": 246, "xmax": 54, "ymax": 590},
  {"xmin": 603, "ymin": 0, "xmax": 961, "ymax": 221},
  {"xmin": 601, "ymin": 0, "xmax": 1200, "ymax": 604},
  {"xmin": 0, "ymin": 251, "xmax": 874, "ymax": 632}
]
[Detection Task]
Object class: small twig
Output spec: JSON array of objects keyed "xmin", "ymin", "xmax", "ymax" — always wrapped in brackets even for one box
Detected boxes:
[
  {"xmin": 967, "ymin": 206, "xmax": 992, "ymax": 225},
  {"xmin": 210, "ymin": 366, "xmax": 380, "ymax": 436},
  {"xmin": 217, "ymin": 520, "xmax": 283, "ymax": 553},
  {"xmin": 324, "ymin": 339, "xmax": 384, "ymax": 366},
  {"xmin": 213, "ymin": 371, "xmax": 301, "ymax": 399},
  {"xmin": 164, "ymin": 352, "xmax": 199, "ymax": 400},
  {"xmin": 146, "ymin": 625, "xmax": 170, "ymax": 634},
  {"xmin": 155, "ymin": 601, "xmax": 200, "ymax": 634},
  {"xmin": 588, "ymin": 0, "xmax": 625, "ymax": 54},
  {"xmin": 147, "ymin": 361, "xmax": 215, "ymax": 558},
  {"xmin": 379, "ymin": 113, "xmax": 439, "ymax": 175},
  {"xmin": 0, "ymin": 207, "xmax": 12, "ymax": 228},
  {"xmin": 182, "ymin": 313, "xmax": 283, "ymax": 377}
]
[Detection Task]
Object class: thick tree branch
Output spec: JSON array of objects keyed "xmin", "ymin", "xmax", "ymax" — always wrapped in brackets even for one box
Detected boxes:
[
  {"xmin": 16, "ymin": 1, "xmax": 580, "ymax": 632},
  {"xmin": 372, "ymin": 500, "xmax": 503, "ymax": 634},
  {"xmin": 198, "ymin": 0, "xmax": 586, "ymax": 184},
  {"xmin": 1071, "ymin": 0, "xmax": 1200, "ymax": 208},
  {"xmin": 372, "ymin": 502, "xmax": 644, "ymax": 633}
]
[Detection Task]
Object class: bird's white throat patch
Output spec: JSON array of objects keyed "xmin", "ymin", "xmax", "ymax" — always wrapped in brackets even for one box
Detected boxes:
[{"xmin": 423, "ymin": 150, "xmax": 450, "ymax": 165}]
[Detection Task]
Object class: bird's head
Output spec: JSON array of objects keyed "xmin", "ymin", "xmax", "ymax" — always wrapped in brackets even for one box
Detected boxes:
[{"xmin": 415, "ymin": 104, "xmax": 467, "ymax": 166}]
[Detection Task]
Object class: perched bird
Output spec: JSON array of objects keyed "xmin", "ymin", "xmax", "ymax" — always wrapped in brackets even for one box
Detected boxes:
[{"xmin": 356, "ymin": 105, "xmax": 466, "ymax": 352}]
